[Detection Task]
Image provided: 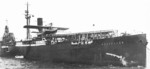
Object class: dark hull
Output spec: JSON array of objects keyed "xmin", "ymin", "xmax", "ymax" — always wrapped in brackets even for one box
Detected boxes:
[{"xmin": 16, "ymin": 34, "xmax": 147, "ymax": 67}]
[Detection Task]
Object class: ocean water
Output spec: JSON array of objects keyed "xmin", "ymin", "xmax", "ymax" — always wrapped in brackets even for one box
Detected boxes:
[{"xmin": 0, "ymin": 57, "xmax": 145, "ymax": 69}]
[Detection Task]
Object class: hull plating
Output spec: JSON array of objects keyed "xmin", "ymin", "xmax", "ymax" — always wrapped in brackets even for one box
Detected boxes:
[{"xmin": 16, "ymin": 34, "xmax": 147, "ymax": 67}]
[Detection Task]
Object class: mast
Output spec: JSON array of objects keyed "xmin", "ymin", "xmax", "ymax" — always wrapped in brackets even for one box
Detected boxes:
[
  {"xmin": 25, "ymin": 2, "xmax": 31, "ymax": 39},
  {"xmin": 3, "ymin": 19, "xmax": 9, "ymax": 37}
]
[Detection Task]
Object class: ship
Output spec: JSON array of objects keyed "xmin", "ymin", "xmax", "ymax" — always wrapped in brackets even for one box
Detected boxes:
[
  {"xmin": 15, "ymin": 3, "xmax": 148, "ymax": 67},
  {"xmin": 0, "ymin": 25, "xmax": 17, "ymax": 57}
]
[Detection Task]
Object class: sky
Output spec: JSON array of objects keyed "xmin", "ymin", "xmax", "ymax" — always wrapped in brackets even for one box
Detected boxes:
[
  {"xmin": 0, "ymin": 0, "xmax": 150, "ymax": 68},
  {"xmin": 0, "ymin": 0, "xmax": 149, "ymax": 40}
]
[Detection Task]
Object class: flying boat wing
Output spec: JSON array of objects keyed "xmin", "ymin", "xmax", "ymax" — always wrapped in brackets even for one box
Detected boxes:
[
  {"xmin": 24, "ymin": 25, "xmax": 41, "ymax": 29},
  {"xmin": 24, "ymin": 25, "xmax": 69, "ymax": 30},
  {"xmin": 51, "ymin": 27, "xmax": 69, "ymax": 30},
  {"xmin": 31, "ymin": 31, "xmax": 40, "ymax": 33}
]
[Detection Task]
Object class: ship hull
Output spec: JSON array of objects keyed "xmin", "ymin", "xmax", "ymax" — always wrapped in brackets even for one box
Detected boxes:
[{"xmin": 16, "ymin": 34, "xmax": 147, "ymax": 67}]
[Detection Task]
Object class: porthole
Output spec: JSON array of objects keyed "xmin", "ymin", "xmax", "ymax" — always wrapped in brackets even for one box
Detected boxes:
[{"xmin": 122, "ymin": 41, "xmax": 124, "ymax": 44}]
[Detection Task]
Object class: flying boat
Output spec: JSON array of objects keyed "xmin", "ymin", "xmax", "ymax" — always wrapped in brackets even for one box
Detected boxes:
[{"xmin": 24, "ymin": 18, "xmax": 69, "ymax": 35}]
